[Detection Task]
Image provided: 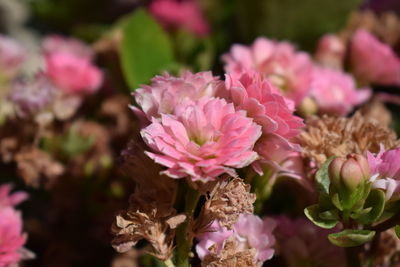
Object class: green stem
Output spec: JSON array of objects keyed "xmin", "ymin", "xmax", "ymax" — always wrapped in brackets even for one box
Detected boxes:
[
  {"xmin": 345, "ymin": 247, "xmax": 361, "ymax": 267},
  {"xmin": 176, "ymin": 185, "xmax": 200, "ymax": 267},
  {"xmin": 164, "ymin": 259, "xmax": 175, "ymax": 267}
]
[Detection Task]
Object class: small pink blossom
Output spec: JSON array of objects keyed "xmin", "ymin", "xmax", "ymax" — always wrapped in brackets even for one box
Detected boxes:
[
  {"xmin": 196, "ymin": 214, "xmax": 276, "ymax": 264},
  {"xmin": 368, "ymin": 146, "xmax": 400, "ymax": 200},
  {"xmin": 224, "ymin": 72, "xmax": 304, "ymax": 174},
  {"xmin": 0, "ymin": 34, "xmax": 26, "ymax": 77},
  {"xmin": 133, "ymin": 71, "xmax": 223, "ymax": 123},
  {"xmin": 0, "ymin": 184, "xmax": 28, "ymax": 208},
  {"xmin": 274, "ymin": 216, "xmax": 345, "ymax": 267},
  {"xmin": 222, "ymin": 37, "xmax": 314, "ymax": 105},
  {"xmin": 315, "ymin": 34, "xmax": 346, "ymax": 69},
  {"xmin": 149, "ymin": 0, "xmax": 209, "ymax": 36},
  {"xmin": 0, "ymin": 207, "xmax": 27, "ymax": 267},
  {"xmin": 43, "ymin": 36, "xmax": 103, "ymax": 95},
  {"xmin": 141, "ymin": 97, "xmax": 261, "ymax": 181},
  {"xmin": 350, "ymin": 29, "xmax": 400, "ymax": 86},
  {"xmin": 310, "ymin": 67, "xmax": 371, "ymax": 115}
]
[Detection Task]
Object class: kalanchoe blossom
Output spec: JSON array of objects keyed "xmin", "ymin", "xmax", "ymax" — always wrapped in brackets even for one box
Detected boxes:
[
  {"xmin": 0, "ymin": 184, "xmax": 28, "ymax": 208},
  {"xmin": 10, "ymin": 73, "xmax": 55, "ymax": 117},
  {"xmin": 149, "ymin": 0, "xmax": 209, "ymax": 36},
  {"xmin": 224, "ymin": 72, "xmax": 304, "ymax": 174},
  {"xmin": 0, "ymin": 207, "xmax": 27, "ymax": 267},
  {"xmin": 141, "ymin": 97, "xmax": 261, "ymax": 182},
  {"xmin": 368, "ymin": 146, "xmax": 400, "ymax": 200},
  {"xmin": 196, "ymin": 214, "xmax": 276, "ymax": 265},
  {"xmin": 44, "ymin": 36, "xmax": 103, "ymax": 95},
  {"xmin": 310, "ymin": 67, "xmax": 371, "ymax": 115},
  {"xmin": 133, "ymin": 71, "xmax": 222, "ymax": 123},
  {"xmin": 315, "ymin": 34, "xmax": 346, "ymax": 69},
  {"xmin": 222, "ymin": 37, "xmax": 314, "ymax": 105},
  {"xmin": 0, "ymin": 34, "xmax": 26, "ymax": 77},
  {"xmin": 350, "ymin": 29, "xmax": 400, "ymax": 86}
]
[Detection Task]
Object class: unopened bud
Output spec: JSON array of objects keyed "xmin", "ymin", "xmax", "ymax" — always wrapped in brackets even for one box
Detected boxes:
[
  {"xmin": 329, "ymin": 157, "xmax": 346, "ymax": 188},
  {"xmin": 340, "ymin": 158, "xmax": 364, "ymax": 190},
  {"xmin": 298, "ymin": 96, "xmax": 318, "ymax": 117},
  {"xmin": 315, "ymin": 34, "xmax": 345, "ymax": 69}
]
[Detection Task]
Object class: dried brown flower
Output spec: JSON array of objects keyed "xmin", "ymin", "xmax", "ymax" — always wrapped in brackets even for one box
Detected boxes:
[
  {"xmin": 359, "ymin": 99, "xmax": 392, "ymax": 127},
  {"xmin": 100, "ymin": 95, "xmax": 132, "ymax": 137},
  {"xmin": 14, "ymin": 146, "xmax": 64, "ymax": 187},
  {"xmin": 298, "ymin": 112, "xmax": 400, "ymax": 166},
  {"xmin": 0, "ymin": 137, "xmax": 18, "ymax": 162},
  {"xmin": 195, "ymin": 177, "xmax": 255, "ymax": 232},
  {"xmin": 202, "ymin": 237, "xmax": 258, "ymax": 267}
]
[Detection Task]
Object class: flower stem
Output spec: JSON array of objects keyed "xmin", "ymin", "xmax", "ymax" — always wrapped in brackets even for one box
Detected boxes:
[
  {"xmin": 176, "ymin": 184, "xmax": 200, "ymax": 267},
  {"xmin": 164, "ymin": 259, "xmax": 175, "ymax": 267}
]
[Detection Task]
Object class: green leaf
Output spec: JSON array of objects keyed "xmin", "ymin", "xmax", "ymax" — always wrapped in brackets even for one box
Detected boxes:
[
  {"xmin": 319, "ymin": 209, "xmax": 339, "ymax": 221},
  {"xmin": 120, "ymin": 8, "xmax": 174, "ymax": 89},
  {"xmin": 395, "ymin": 225, "xmax": 400, "ymax": 239},
  {"xmin": 315, "ymin": 156, "xmax": 335, "ymax": 196},
  {"xmin": 328, "ymin": 229, "xmax": 375, "ymax": 247},
  {"xmin": 304, "ymin": 204, "xmax": 338, "ymax": 229},
  {"xmin": 355, "ymin": 189, "xmax": 385, "ymax": 224}
]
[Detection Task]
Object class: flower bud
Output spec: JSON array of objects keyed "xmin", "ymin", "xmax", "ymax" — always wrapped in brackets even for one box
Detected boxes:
[
  {"xmin": 328, "ymin": 154, "xmax": 369, "ymax": 190},
  {"xmin": 315, "ymin": 34, "xmax": 345, "ymax": 69}
]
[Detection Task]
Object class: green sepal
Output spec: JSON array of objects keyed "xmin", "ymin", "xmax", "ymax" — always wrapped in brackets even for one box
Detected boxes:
[
  {"xmin": 355, "ymin": 189, "xmax": 385, "ymax": 224},
  {"xmin": 304, "ymin": 204, "xmax": 338, "ymax": 229},
  {"xmin": 328, "ymin": 229, "xmax": 375, "ymax": 247},
  {"xmin": 315, "ymin": 156, "xmax": 335, "ymax": 196}
]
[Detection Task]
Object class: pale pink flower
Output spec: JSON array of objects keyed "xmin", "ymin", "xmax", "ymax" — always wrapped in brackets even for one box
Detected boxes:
[
  {"xmin": 43, "ymin": 35, "xmax": 93, "ymax": 60},
  {"xmin": 315, "ymin": 34, "xmax": 346, "ymax": 69},
  {"xmin": 350, "ymin": 29, "xmax": 400, "ymax": 86},
  {"xmin": 224, "ymin": 72, "xmax": 304, "ymax": 174},
  {"xmin": 0, "ymin": 184, "xmax": 28, "ymax": 208},
  {"xmin": 222, "ymin": 37, "xmax": 314, "ymax": 105},
  {"xmin": 133, "ymin": 71, "xmax": 223, "ymax": 122},
  {"xmin": 43, "ymin": 36, "xmax": 103, "ymax": 95},
  {"xmin": 196, "ymin": 214, "xmax": 276, "ymax": 264},
  {"xmin": 0, "ymin": 34, "xmax": 26, "ymax": 77},
  {"xmin": 310, "ymin": 67, "xmax": 371, "ymax": 115},
  {"xmin": 0, "ymin": 207, "xmax": 27, "ymax": 267},
  {"xmin": 149, "ymin": 0, "xmax": 209, "ymax": 36},
  {"xmin": 141, "ymin": 97, "xmax": 261, "ymax": 181},
  {"xmin": 274, "ymin": 216, "xmax": 345, "ymax": 267},
  {"xmin": 368, "ymin": 146, "xmax": 400, "ymax": 200}
]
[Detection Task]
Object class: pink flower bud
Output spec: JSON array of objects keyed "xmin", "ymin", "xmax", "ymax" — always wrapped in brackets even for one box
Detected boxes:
[
  {"xmin": 340, "ymin": 158, "xmax": 364, "ymax": 190},
  {"xmin": 329, "ymin": 157, "xmax": 346, "ymax": 189},
  {"xmin": 329, "ymin": 154, "xmax": 369, "ymax": 190},
  {"xmin": 315, "ymin": 34, "xmax": 346, "ymax": 69}
]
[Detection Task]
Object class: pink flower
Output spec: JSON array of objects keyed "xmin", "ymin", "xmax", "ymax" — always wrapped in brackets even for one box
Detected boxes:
[
  {"xmin": 133, "ymin": 71, "xmax": 223, "ymax": 122},
  {"xmin": 149, "ymin": 0, "xmax": 209, "ymax": 36},
  {"xmin": 224, "ymin": 72, "xmax": 304, "ymax": 174},
  {"xmin": 0, "ymin": 34, "xmax": 26, "ymax": 77},
  {"xmin": 368, "ymin": 146, "xmax": 400, "ymax": 200},
  {"xmin": 0, "ymin": 207, "xmax": 27, "ymax": 267},
  {"xmin": 222, "ymin": 37, "xmax": 314, "ymax": 105},
  {"xmin": 310, "ymin": 67, "xmax": 371, "ymax": 115},
  {"xmin": 274, "ymin": 216, "xmax": 345, "ymax": 267},
  {"xmin": 141, "ymin": 97, "xmax": 261, "ymax": 181},
  {"xmin": 315, "ymin": 34, "xmax": 346, "ymax": 69},
  {"xmin": 43, "ymin": 36, "xmax": 103, "ymax": 95},
  {"xmin": 350, "ymin": 29, "xmax": 400, "ymax": 86},
  {"xmin": 0, "ymin": 184, "xmax": 28, "ymax": 208},
  {"xmin": 196, "ymin": 214, "xmax": 276, "ymax": 264},
  {"xmin": 43, "ymin": 35, "xmax": 93, "ymax": 60}
]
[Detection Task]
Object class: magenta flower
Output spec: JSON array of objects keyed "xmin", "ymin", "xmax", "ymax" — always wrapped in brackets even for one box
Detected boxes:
[
  {"xmin": 133, "ymin": 71, "xmax": 223, "ymax": 123},
  {"xmin": 368, "ymin": 146, "xmax": 400, "ymax": 200},
  {"xmin": 0, "ymin": 207, "xmax": 27, "ymax": 267},
  {"xmin": 315, "ymin": 34, "xmax": 346, "ymax": 69},
  {"xmin": 149, "ymin": 0, "xmax": 209, "ymax": 36},
  {"xmin": 0, "ymin": 184, "xmax": 28, "ymax": 208},
  {"xmin": 350, "ymin": 29, "xmax": 400, "ymax": 86},
  {"xmin": 196, "ymin": 214, "xmax": 276, "ymax": 264},
  {"xmin": 310, "ymin": 67, "xmax": 371, "ymax": 115},
  {"xmin": 43, "ymin": 36, "xmax": 103, "ymax": 95},
  {"xmin": 141, "ymin": 97, "xmax": 261, "ymax": 181},
  {"xmin": 224, "ymin": 72, "xmax": 304, "ymax": 174},
  {"xmin": 0, "ymin": 34, "xmax": 26, "ymax": 77},
  {"xmin": 222, "ymin": 37, "xmax": 314, "ymax": 105},
  {"xmin": 274, "ymin": 216, "xmax": 345, "ymax": 267}
]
